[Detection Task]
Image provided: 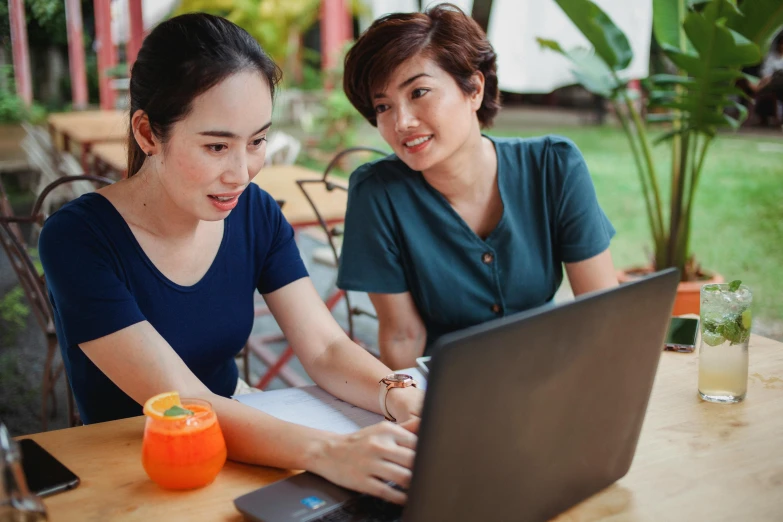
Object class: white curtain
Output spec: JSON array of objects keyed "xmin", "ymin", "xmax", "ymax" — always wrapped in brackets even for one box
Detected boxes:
[
  {"xmin": 111, "ymin": 0, "xmax": 179, "ymax": 45},
  {"xmin": 488, "ymin": 0, "xmax": 652, "ymax": 93}
]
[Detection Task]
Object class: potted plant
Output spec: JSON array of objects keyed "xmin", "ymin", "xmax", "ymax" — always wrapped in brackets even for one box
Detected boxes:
[{"xmin": 538, "ymin": 0, "xmax": 783, "ymax": 314}]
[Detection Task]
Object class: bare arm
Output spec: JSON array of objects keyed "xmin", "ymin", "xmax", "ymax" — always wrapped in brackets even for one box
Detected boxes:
[
  {"xmin": 564, "ymin": 248, "xmax": 618, "ymax": 297},
  {"xmin": 368, "ymin": 292, "xmax": 427, "ymax": 371},
  {"xmin": 263, "ymin": 278, "xmax": 424, "ymax": 418},
  {"xmin": 79, "ymin": 277, "xmax": 424, "ymax": 504}
]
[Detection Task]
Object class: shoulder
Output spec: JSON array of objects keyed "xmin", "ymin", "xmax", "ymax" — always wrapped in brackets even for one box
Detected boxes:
[
  {"xmin": 492, "ymin": 134, "xmax": 582, "ymax": 162},
  {"xmin": 40, "ymin": 193, "xmax": 113, "ymax": 247},
  {"xmin": 347, "ymin": 154, "xmax": 414, "ymax": 196},
  {"xmin": 232, "ymin": 182, "xmax": 284, "ymax": 229}
]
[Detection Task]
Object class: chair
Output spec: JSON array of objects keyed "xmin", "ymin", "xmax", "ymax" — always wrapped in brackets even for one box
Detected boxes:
[
  {"xmin": 264, "ymin": 132, "xmax": 302, "ymax": 166},
  {"xmin": 250, "ymin": 147, "xmax": 388, "ymax": 390},
  {"xmin": 20, "ymin": 123, "xmax": 94, "ymax": 219},
  {"xmin": 0, "ymin": 174, "xmax": 114, "ymax": 430}
]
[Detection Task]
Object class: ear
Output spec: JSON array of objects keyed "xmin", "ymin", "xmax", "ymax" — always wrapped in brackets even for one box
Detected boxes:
[
  {"xmin": 131, "ymin": 109, "xmax": 158, "ymax": 156},
  {"xmin": 469, "ymin": 71, "xmax": 485, "ymax": 112}
]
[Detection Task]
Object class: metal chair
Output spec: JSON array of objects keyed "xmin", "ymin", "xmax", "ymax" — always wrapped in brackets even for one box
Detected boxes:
[
  {"xmin": 0, "ymin": 174, "xmax": 114, "ymax": 430},
  {"xmin": 250, "ymin": 147, "xmax": 388, "ymax": 390}
]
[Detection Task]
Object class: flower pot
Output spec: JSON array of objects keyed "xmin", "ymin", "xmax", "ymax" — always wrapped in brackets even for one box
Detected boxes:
[{"xmin": 617, "ymin": 267, "xmax": 724, "ymax": 316}]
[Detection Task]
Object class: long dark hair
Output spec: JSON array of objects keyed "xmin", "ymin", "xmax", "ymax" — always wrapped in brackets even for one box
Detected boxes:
[{"xmin": 127, "ymin": 13, "xmax": 281, "ymax": 176}]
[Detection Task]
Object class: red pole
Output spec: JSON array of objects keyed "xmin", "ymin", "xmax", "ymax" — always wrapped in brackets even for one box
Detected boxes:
[
  {"xmin": 321, "ymin": 0, "xmax": 353, "ymax": 73},
  {"xmin": 126, "ymin": 0, "xmax": 144, "ymax": 70},
  {"xmin": 64, "ymin": 0, "xmax": 89, "ymax": 109},
  {"xmin": 93, "ymin": 0, "xmax": 117, "ymax": 110},
  {"xmin": 8, "ymin": 0, "xmax": 33, "ymax": 106}
]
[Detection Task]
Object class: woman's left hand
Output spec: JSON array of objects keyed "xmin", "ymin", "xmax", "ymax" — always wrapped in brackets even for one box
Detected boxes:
[{"xmin": 387, "ymin": 386, "xmax": 425, "ymax": 424}]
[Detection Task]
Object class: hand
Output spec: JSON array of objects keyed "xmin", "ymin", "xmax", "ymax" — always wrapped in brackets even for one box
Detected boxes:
[
  {"xmin": 310, "ymin": 422, "xmax": 417, "ymax": 504},
  {"xmin": 387, "ymin": 386, "xmax": 425, "ymax": 424}
]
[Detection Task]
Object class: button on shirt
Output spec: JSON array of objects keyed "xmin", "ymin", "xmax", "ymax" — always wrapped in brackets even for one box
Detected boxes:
[{"xmin": 337, "ymin": 135, "xmax": 615, "ymax": 352}]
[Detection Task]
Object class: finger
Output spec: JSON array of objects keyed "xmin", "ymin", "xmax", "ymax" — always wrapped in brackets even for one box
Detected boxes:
[
  {"xmin": 381, "ymin": 444, "xmax": 416, "ymax": 471},
  {"xmin": 367, "ymin": 477, "xmax": 407, "ymax": 505},
  {"xmin": 372, "ymin": 460, "xmax": 413, "ymax": 489},
  {"xmin": 390, "ymin": 425, "xmax": 417, "ymax": 451},
  {"xmin": 399, "ymin": 416, "xmax": 420, "ymax": 434}
]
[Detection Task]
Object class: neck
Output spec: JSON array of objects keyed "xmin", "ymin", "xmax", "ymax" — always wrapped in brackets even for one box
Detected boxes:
[
  {"xmin": 123, "ymin": 166, "xmax": 202, "ymax": 239},
  {"xmin": 421, "ymin": 127, "xmax": 497, "ymax": 205}
]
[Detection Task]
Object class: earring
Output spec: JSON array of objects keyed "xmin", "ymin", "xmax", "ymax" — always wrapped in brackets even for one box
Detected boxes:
[{"xmin": 146, "ymin": 151, "xmax": 152, "ymax": 157}]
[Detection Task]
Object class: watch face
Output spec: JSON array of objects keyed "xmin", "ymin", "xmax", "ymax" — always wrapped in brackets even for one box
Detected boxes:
[{"xmin": 387, "ymin": 374, "xmax": 412, "ymax": 383}]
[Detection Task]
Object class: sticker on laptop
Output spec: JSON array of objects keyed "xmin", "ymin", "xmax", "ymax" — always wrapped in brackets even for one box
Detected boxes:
[{"xmin": 300, "ymin": 496, "xmax": 327, "ymax": 510}]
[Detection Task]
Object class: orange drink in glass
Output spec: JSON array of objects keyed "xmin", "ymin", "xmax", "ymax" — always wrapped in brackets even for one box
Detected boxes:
[{"xmin": 142, "ymin": 393, "xmax": 227, "ymax": 490}]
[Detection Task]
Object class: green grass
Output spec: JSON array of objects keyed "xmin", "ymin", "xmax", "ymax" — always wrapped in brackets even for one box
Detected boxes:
[{"xmin": 488, "ymin": 126, "xmax": 783, "ymax": 325}]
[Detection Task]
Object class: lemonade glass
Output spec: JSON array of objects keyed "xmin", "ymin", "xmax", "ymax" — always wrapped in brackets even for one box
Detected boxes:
[
  {"xmin": 698, "ymin": 281, "xmax": 752, "ymax": 403},
  {"xmin": 142, "ymin": 397, "xmax": 227, "ymax": 490}
]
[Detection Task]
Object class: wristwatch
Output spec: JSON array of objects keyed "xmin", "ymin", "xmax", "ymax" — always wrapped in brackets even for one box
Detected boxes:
[{"xmin": 378, "ymin": 373, "xmax": 418, "ymax": 422}]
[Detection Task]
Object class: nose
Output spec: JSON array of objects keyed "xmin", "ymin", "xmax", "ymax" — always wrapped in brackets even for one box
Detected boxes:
[
  {"xmin": 394, "ymin": 102, "xmax": 418, "ymax": 134},
  {"xmin": 221, "ymin": 150, "xmax": 251, "ymax": 186}
]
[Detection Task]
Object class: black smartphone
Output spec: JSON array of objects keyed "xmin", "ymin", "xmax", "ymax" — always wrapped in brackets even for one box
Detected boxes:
[
  {"xmin": 19, "ymin": 438, "xmax": 80, "ymax": 497},
  {"xmin": 664, "ymin": 317, "xmax": 700, "ymax": 352}
]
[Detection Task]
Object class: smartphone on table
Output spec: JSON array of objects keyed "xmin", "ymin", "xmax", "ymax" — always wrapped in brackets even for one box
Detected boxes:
[
  {"xmin": 664, "ymin": 317, "xmax": 700, "ymax": 353},
  {"xmin": 19, "ymin": 438, "xmax": 80, "ymax": 497}
]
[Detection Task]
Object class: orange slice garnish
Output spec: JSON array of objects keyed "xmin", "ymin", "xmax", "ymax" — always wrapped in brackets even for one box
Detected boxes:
[{"xmin": 143, "ymin": 391, "xmax": 189, "ymax": 420}]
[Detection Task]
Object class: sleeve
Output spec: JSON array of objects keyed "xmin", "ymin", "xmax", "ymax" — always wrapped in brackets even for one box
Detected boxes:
[
  {"xmin": 255, "ymin": 187, "xmax": 309, "ymax": 294},
  {"xmin": 550, "ymin": 138, "xmax": 616, "ymax": 263},
  {"xmin": 336, "ymin": 165, "xmax": 408, "ymax": 294},
  {"xmin": 38, "ymin": 209, "xmax": 146, "ymax": 346}
]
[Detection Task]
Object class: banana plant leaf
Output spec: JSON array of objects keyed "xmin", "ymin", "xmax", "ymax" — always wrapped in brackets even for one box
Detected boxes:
[{"xmin": 553, "ymin": 0, "xmax": 633, "ymax": 71}]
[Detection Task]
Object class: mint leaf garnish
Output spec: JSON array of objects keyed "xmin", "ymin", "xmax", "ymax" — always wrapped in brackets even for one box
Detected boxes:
[
  {"xmin": 163, "ymin": 405, "xmax": 194, "ymax": 417},
  {"xmin": 728, "ymin": 280, "xmax": 742, "ymax": 292}
]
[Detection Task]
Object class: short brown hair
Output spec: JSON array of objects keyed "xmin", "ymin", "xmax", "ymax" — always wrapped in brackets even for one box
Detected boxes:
[{"xmin": 343, "ymin": 3, "xmax": 501, "ymax": 128}]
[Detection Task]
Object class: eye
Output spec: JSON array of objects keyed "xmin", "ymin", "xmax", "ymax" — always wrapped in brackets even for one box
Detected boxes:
[
  {"xmin": 374, "ymin": 104, "xmax": 389, "ymax": 114},
  {"xmin": 207, "ymin": 144, "xmax": 227, "ymax": 153},
  {"xmin": 412, "ymin": 88, "xmax": 429, "ymax": 99},
  {"xmin": 250, "ymin": 137, "xmax": 267, "ymax": 148}
]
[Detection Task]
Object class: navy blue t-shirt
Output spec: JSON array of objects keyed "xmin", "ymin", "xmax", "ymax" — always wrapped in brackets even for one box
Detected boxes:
[{"xmin": 38, "ymin": 183, "xmax": 308, "ymax": 424}]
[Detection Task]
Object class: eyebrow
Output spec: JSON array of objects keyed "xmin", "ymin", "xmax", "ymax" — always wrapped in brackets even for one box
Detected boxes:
[
  {"xmin": 198, "ymin": 121, "xmax": 272, "ymax": 139},
  {"xmin": 373, "ymin": 73, "xmax": 432, "ymax": 99}
]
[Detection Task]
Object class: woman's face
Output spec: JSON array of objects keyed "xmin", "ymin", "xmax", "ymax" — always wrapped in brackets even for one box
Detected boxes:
[
  {"xmin": 154, "ymin": 70, "xmax": 272, "ymax": 221},
  {"xmin": 372, "ymin": 54, "xmax": 484, "ymax": 173}
]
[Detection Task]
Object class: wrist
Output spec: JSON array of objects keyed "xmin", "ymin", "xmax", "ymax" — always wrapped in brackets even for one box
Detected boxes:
[
  {"xmin": 302, "ymin": 431, "xmax": 342, "ymax": 474},
  {"xmin": 386, "ymin": 386, "xmax": 422, "ymax": 421}
]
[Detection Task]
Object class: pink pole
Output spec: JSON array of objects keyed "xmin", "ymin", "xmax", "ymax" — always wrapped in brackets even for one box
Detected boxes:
[
  {"xmin": 126, "ymin": 0, "xmax": 144, "ymax": 70},
  {"xmin": 93, "ymin": 0, "xmax": 117, "ymax": 110},
  {"xmin": 64, "ymin": 0, "xmax": 89, "ymax": 109},
  {"xmin": 8, "ymin": 0, "xmax": 33, "ymax": 106},
  {"xmin": 321, "ymin": 0, "xmax": 353, "ymax": 73}
]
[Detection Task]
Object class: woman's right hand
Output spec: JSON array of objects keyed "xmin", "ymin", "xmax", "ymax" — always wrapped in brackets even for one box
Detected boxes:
[{"xmin": 310, "ymin": 419, "xmax": 419, "ymax": 505}]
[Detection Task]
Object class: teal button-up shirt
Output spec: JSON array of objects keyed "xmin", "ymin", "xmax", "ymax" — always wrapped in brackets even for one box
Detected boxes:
[{"xmin": 337, "ymin": 135, "xmax": 615, "ymax": 351}]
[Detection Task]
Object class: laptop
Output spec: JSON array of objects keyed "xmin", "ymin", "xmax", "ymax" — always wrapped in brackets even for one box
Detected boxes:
[{"xmin": 234, "ymin": 269, "xmax": 679, "ymax": 522}]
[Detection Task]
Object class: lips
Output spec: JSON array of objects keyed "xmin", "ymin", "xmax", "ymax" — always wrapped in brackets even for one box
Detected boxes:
[
  {"xmin": 207, "ymin": 191, "xmax": 243, "ymax": 212},
  {"xmin": 401, "ymin": 134, "xmax": 433, "ymax": 154},
  {"xmin": 403, "ymin": 135, "xmax": 433, "ymax": 148}
]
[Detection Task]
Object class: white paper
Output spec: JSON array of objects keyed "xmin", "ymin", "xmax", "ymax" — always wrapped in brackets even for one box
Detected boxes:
[{"xmin": 234, "ymin": 368, "xmax": 428, "ymax": 434}]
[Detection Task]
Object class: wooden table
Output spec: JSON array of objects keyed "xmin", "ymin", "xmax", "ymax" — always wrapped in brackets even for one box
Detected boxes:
[
  {"xmin": 22, "ymin": 334, "xmax": 783, "ymax": 521},
  {"xmin": 253, "ymin": 165, "xmax": 348, "ymax": 228},
  {"xmin": 91, "ymin": 142, "xmax": 128, "ymax": 179},
  {"xmin": 47, "ymin": 111, "xmax": 127, "ymax": 172}
]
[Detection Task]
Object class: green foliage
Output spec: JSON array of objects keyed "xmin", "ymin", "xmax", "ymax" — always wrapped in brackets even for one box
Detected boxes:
[
  {"xmin": 0, "ymin": 287, "xmax": 30, "ymax": 345},
  {"xmin": 175, "ymin": 0, "xmax": 321, "ymax": 67},
  {"xmin": 0, "ymin": 0, "xmax": 68, "ymax": 46},
  {"xmin": 538, "ymin": 0, "xmax": 783, "ymax": 281},
  {"xmin": 0, "ymin": 66, "xmax": 47, "ymax": 124},
  {"xmin": 311, "ymin": 43, "xmax": 365, "ymax": 153}
]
